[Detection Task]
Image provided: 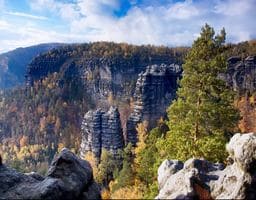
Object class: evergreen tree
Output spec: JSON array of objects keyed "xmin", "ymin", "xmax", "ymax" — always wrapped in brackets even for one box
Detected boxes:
[{"xmin": 158, "ymin": 24, "xmax": 240, "ymax": 162}]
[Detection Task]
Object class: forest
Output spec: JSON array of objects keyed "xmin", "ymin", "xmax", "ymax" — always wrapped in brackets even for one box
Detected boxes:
[{"xmin": 0, "ymin": 25, "xmax": 256, "ymax": 199}]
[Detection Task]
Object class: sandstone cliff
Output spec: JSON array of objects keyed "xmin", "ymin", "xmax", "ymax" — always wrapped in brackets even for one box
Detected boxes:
[
  {"xmin": 224, "ymin": 55, "xmax": 256, "ymax": 94},
  {"xmin": 80, "ymin": 106, "xmax": 124, "ymax": 159},
  {"xmin": 26, "ymin": 42, "xmax": 185, "ymax": 101},
  {"xmin": 126, "ymin": 64, "xmax": 181, "ymax": 145},
  {"xmin": 156, "ymin": 133, "xmax": 256, "ymax": 199}
]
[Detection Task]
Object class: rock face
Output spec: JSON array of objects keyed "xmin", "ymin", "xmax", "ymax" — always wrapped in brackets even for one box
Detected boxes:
[
  {"xmin": 0, "ymin": 148, "xmax": 101, "ymax": 199},
  {"xmin": 126, "ymin": 64, "xmax": 181, "ymax": 145},
  {"xmin": 25, "ymin": 43, "xmax": 184, "ymax": 100},
  {"xmin": 156, "ymin": 133, "xmax": 256, "ymax": 199},
  {"xmin": 80, "ymin": 106, "xmax": 124, "ymax": 159},
  {"xmin": 224, "ymin": 56, "xmax": 256, "ymax": 94}
]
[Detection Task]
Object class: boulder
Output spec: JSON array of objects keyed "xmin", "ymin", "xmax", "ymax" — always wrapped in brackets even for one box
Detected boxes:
[
  {"xmin": 0, "ymin": 148, "xmax": 101, "ymax": 200},
  {"xmin": 156, "ymin": 133, "xmax": 256, "ymax": 199},
  {"xmin": 211, "ymin": 133, "xmax": 256, "ymax": 199}
]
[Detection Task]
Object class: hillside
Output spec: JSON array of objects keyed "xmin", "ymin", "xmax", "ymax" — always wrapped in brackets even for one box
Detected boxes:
[
  {"xmin": 0, "ymin": 42, "xmax": 188, "ymax": 172},
  {"xmin": 0, "ymin": 43, "xmax": 64, "ymax": 88}
]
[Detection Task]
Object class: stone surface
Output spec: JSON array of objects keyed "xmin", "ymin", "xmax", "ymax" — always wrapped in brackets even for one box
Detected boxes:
[
  {"xmin": 80, "ymin": 106, "xmax": 124, "ymax": 159},
  {"xmin": 156, "ymin": 133, "xmax": 256, "ymax": 200},
  {"xmin": 126, "ymin": 64, "xmax": 181, "ymax": 145},
  {"xmin": 211, "ymin": 133, "xmax": 256, "ymax": 199},
  {"xmin": 25, "ymin": 43, "xmax": 181, "ymax": 100},
  {"xmin": 224, "ymin": 56, "xmax": 256, "ymax": 94},
  {"xmin": 0, "ymin": 148, "xmax": 101, "ymax": 200}
]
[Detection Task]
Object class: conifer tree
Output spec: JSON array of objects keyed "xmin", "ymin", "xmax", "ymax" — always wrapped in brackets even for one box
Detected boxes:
[{"xmin": 158, "ymin": 24, "xmax": 239, "ymax": 162}]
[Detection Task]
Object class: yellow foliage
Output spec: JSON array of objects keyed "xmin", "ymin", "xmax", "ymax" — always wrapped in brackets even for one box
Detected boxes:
[
  {"xmin": 101, "ymin": 189, "xmax": 111, "ymax": 200},
  {"xmin": 107, "ymin": 92, "xmax": 114, "ymax": 105},
  {"xmin": 58, "ymin": 143, "xmax": 65, "ymax": 152},
  {"xmin": 19, "ymin": 135, "xmax": 28, "ymax": 147},
  {"xmin": 111, "ymin": 185, "xmax": 143, "ymax": 199},
  {"xmin": 135, "ymin": 121, "xmax": 148, "ymax": 155},
  {"xmin": 84, "ymin": 151, "xmax": 99, "ymax": 178}
]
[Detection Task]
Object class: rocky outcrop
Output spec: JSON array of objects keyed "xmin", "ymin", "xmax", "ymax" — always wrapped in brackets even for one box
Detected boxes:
[
  {"xmin": 80, "ymin": 106, "xmax": 124, "ymax": 159},
  {"xmin": 0, "ymin": 148, "xmax": 101, "ymax": 199},
  {"xmin": 156, "ymin": 133, "xmax": 256, "ymax": 199},
  {"xmin": 224, "ymin": 56, "xmax": 256, "ymax": 94},
  {"xmin": 126, "ymin": 64, "xmax": 181, "ymax": 145},
  {"xmin": 25, "ymin": 43, "xmax": 185, "ymax": 100}
]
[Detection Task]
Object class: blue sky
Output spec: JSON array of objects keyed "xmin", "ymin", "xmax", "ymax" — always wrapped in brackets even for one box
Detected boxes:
[{"xmin": 0, "ymin": 0, "xmax": 256, "ymax": 53}]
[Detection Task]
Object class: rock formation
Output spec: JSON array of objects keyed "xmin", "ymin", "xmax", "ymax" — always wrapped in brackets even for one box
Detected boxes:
[
  {"xmin": 0, "ymin": 148, "xmax": 101, "ymax": 199},
  {"xmin": 25, "ymin": 43, "xmax": 184, "ymax": 100},
  {"xmin": 126, "ymin": 64, "xmax": 181, "ymax": 145},
  {"xmin": 224, "ymin": 56, "xmax": 256, "ymax": 94},
  {"xmin": 80, "ymin": 106, "xmax": 124, "ymax": 159},
  {"xmin": 156, "ymin": 132, "xmax": 256, "ymax": 199}
]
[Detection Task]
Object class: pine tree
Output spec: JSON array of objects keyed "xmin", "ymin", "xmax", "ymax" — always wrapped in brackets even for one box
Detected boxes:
[{"xmin": 158, "ymin": 24, "xmax": 239, "ymax": 162}]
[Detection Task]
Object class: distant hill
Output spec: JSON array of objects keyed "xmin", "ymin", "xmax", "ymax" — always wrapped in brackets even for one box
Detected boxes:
[{"xmin": 0, "ymin": 43, "xmax": 65, "ymax": 89}]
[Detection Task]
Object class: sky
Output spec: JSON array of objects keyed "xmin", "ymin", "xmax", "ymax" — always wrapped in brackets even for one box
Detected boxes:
[{"xmin": 0, "ymin": 0, "xmax": 256, "ymax": 53}]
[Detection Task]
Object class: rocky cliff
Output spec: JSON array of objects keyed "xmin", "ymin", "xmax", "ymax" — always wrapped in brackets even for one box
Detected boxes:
[
  {"xmin": 26, "ymin": 42, "xmax": 186, "ymax": 101},
  {"xmin": 156, "ymin": 132, "xmax": 256, "ymax": 199},
  {"xmin": 0, "ymin": 148, "xmax": 101, "ymax": 199},
  {"xmin": 80, "ymin": 106, "xmax": 124, "ymax": 160},
  {"xmin": 224, "ymin": 56, "xmax": 256, "ymax": 94},
  {"xmin": 126, "ymin": 64, "xmax": 181, "ymax": 145}
]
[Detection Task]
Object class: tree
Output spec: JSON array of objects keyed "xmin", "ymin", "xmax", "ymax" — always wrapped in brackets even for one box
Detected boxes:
[
  {"xmin": 158, "ymin": 24, "xmax": 239, "ymax": 162},
  {"xmin": 96, "ymin": 149, "xmax": 119, "ymax": 186},
  {"xmin": 110, "ymin": 143, "xmax": 135, "ymax": 192}
]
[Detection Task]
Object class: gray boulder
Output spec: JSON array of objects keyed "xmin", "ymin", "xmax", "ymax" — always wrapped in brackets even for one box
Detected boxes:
[
  {"xmin": 156, "ymin": 133, "xmax": 256, "ymax": 199},
  {"xmin": 0, "ymin": 148, "xmax": 101, "ymax": 199},
  {"xmin": 211, "ymin": 133, "xmax": 256, "ymax": 199}
]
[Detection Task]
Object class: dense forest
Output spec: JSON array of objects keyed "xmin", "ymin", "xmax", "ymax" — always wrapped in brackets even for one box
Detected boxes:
[
  {"xmin": 0, "ymin": 30, "xmax": 256, "ymax": 199},
  {"xmin": 0, "ymin": 42, "xmax": 188, "ymax": 173}
]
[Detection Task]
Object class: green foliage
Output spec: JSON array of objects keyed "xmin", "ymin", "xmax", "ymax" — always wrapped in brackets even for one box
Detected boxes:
[
  {"xmin": 157, "ymin": 24, "xmax": 240, "ymax": 162},
  {"xmin": 96, "ymin": 149, "xmax": 121, "ymax": 187},
  {"xmin": 111, "ymin": 125, "xmax": 167, "ymax": 199},
  {"xmin": 111, "ymin": 143, "xmax": 135, "ymax": 192},
  {"xmin": 136, "ymin": 127, "xmax": 165, "ymax": 199}
]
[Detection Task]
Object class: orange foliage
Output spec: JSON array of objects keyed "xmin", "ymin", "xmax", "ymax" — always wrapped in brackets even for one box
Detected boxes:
[
  {"xmin": 237, "ymin": 95, "xmax": 256, "ymax": 133},
  {"xmin": 101, "ymin": 189, "xmax": 111, "ymax": 200},
  {"xmin": 19, "ymin": 135, "xmax": 28, "ymax": 147},
  {"xmin": 111, "ymin": 185, "xmax": 143, "ymax": 199}
]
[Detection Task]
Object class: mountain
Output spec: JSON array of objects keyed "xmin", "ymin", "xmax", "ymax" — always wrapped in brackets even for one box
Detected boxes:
[
  {"xmin": 0, "ymin": 40, "xmax": 256, "ymax": 199},
  {"xmin": 0, "ymin": 43, "xmax": 64, "ymax": 89},
  {"xmin": 0, "ymin": 42, "xmax": 188, "ymax": 172}
]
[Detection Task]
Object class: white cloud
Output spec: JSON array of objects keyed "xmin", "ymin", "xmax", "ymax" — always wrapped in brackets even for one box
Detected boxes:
[
  {"xmin": 166, "ymin": 0, "xmax": 199, "ymax": 19},
  {"xmin": 214, "ymin": 0, "xmax": 252, "ymax": 16},
  {"xmin": 0, "ymin": 20, "xmax": 10, "ymax": 30},
  {"xmin": 5, "ymin": 11, "xmax": 48, "ymax": 20},
  {"xmin": 1, "ymin": 0, "xmax": 256, "ymax": 53},
  {"xmin": 59, "ymin": 0, "xmax": 256, "ymax": 46}
]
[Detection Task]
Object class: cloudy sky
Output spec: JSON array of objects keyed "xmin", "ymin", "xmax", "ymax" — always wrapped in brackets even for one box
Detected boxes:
[{"xmin": 0, "ymin": 0, "xmax": 256, "ymax": 53}]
